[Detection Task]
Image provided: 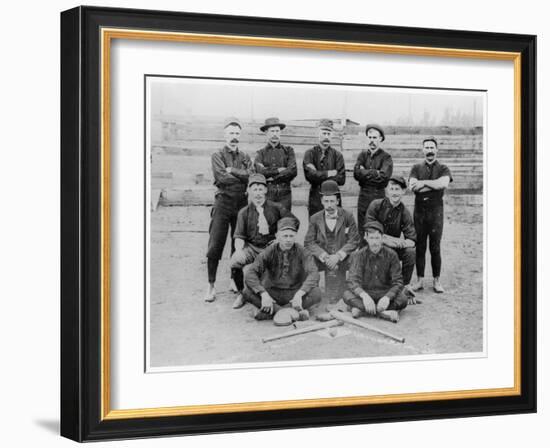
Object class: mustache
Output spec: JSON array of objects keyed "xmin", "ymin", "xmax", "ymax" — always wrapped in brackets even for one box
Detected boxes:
[
  {"xmin": 230, "ymin": 138, "xmax": 239, "ymax": 143},
  {"xmin": 322, "ymin": 139, "xmax": 330, "ymax": 143},
  {"xmin": 425, "ymin": 152, "xmax": 435, "ymax": 156}
]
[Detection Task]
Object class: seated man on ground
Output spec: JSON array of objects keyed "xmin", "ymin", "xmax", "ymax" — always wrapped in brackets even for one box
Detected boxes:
[
  {"xmin": 242, "ymin": 217, "xmax": 322, "ymax": 321},
  {"xmin": 304, "ymin": 180, "xmax": 360, "ymax": 302},
  {"xmin": 230, "ymin": 173, "xmax": 293, "ymax": 309},
  {"xmin": 365, "ymin": 175, "xmax": 417, "ymax": 302},
  {"xmin": 343, "ymin": 221, "xmax": 408, "ymax": 323}
]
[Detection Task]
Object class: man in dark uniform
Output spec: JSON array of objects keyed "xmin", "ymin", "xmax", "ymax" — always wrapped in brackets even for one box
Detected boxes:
[
  {"xmin": 243, "ymin": 217, "xmax": 322, "ymax": 321},
  {"xmin": 205, "ymin": 118, "xmax": 254, "ymax": 302},
  {"xmin": 303, "ymin": 119, "xmax": 346, "ymax": 217},
  {"xmin": 343, "ymin": 221, "xmax": 408, "ymax": 323},
  {"xmin": 230, "ymin": 173, "xmax": 294, "ymax": 309},
  {"xmin": 304, "ymin": 180, "xmax": 360, "ymax": 302},
  {"xmin": 409, "ymin": 136, "xmax": 452, "ymax": 293},
  {"xmin": 354, "ymin": 124, "xmax": 393, "ymax": 239},
  {"xmin": 254, "ymin": 117, "xmax": 297, "ymax": 211},
  {"xmin": 365, "ymin": 175, "xmax": 417, "ymax": 300}
]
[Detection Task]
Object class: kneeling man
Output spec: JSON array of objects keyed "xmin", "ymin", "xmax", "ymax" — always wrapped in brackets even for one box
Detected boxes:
[
  {"xmin": 243, "ymin": 217, "xmax": 322, "ymax": 321},
  {"xmin": 343, "ymin": 221, "xmax": 408, "ymax": 323},
  {"xmin": 231, "ymin": 173, "xmax": 292, "ymax": 308},
  {"xmin": 365, "ymin": 175, "xmax": 416, "ymax": 299},
  {"xmin": 305, "ymin": 180, "xmax": 360, "ymax": 301}
]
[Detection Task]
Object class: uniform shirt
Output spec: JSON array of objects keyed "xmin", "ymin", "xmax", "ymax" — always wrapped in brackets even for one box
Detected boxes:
[
  {"xmin": 302, "ymin": 145, "xmax": 346, "ymax": 188},
  {"xmin": 245, "ymin": 243, "xmax": 320, "ymax": 293},
  {"xmin": 366, "ymin": 198, "xmax": 416, "ymax": 241},
  {"xmin": 353, "ymin": 148, "xmax": 393, "ymax": 190},
  {"xmin": 347, "ymin": 246, "xmax": 403, "ymax": 301},
  {"xmin": 234, "ymin": 200, "xmax": 292, "ymax": 248},
  {"xmin": 254, "ymin": 143, "xmax": 297, "ymax": 186},
  {"xmin": 211, "ymin": 146, "xmax": 254, "ymax": 195},
  {"xmin": 409, "ymin": 160, "xmax": 453, "ymax": 205}
]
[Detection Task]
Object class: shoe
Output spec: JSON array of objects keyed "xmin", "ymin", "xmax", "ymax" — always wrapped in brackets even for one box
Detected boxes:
[
  {"xmin": 378, "ymin": 310, "xmax": 399, "ymax": 323},
  {"xmin": 315, "ymin": 312, "xmax": 333, "ymax": 322},
  {"xmin": 297, "ymin": 309, "xmax": 310, "ymax": 321},
  {"xmin": 229, "ymin": 279, "xmax": 238, "ymax": 293},
  {"xmin": 335, "ymin": 298, "xmax": 350, "ymax": 312},
  {"xmin": 351, "ymin": 307, "xmax": 363, "ymax": 318},
  {"xmin": 411, "ymin": 278, "xmax": 424, "ymax": 291},
  {"xmin": 232, "ymin": 293, "xmax": 245, "ymax": 309},
  {"xmin": 433, "ymin": 278, "xmax": 445, "ymax": 293},
  {"xmin": 204, "ymin": 284, "xmax": 216, "ymax": 302},
  {"xmin": 254, "ymin": 310, "xmax": 273, "ymax": 321}
]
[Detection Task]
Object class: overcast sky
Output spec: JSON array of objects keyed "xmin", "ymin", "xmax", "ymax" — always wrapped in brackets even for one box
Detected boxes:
[{"xmin": 150, "ymin": 78, "xmax": 484, "ymax": 127}]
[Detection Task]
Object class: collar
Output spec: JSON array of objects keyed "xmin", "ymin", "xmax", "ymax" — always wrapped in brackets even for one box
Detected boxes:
[
  {"xmin": 317, "ymin": 144, "xmax": 332, "ymax": 153},
  {"xmin": 325, "ymin": 210, "xmax": 338, "ymax": 219},
  {"xmin": 252, "ymin": 199, "xmax": 266, "ymax": 209},
  {"xmin": 223, "ymin": 145, "xmax": 239, "ymax": 154},
  {"xmin": 368, "ymin": 147, "xmax": 381, "ymax": 156},
  {"xmin": 384, "ymin": 197, "xmax": 403, "ymax": 209},
  {"xmin": 424, "ymin": 158, "xmax": 438, "ymax": 166},
  {"xmin": 266, "ymin": 142, "xmax": 282, "ymax": 150}
]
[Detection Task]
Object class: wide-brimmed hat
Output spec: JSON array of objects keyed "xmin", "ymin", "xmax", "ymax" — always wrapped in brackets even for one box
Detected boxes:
[
  {"xmin": 260, "ymin": 117, "xmax": 286, "ymax": 132},
  {"xmin": 318, "ymin": 119, "xmax": 334, "ymax": 131},
  {"xmin": 320, "ymin": 180, "xmax": 340, "ymax": 196},
  {"xmin": 224, "ymin": 117, "xmax": 242, "ymax": 129},
  {"xmin": 364, "ymin": 220, "xmax": 384, "ymax": 234},
  {"xmin": 365, "ymin": 123, "xmax": 385, "ymax": 141}
]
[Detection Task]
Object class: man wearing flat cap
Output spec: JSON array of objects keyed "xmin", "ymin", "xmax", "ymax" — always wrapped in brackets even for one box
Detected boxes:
[
  {"xmin": 354, "ymin": 124, "xmax": 393, "ymax": 239},
  {"xmin": 305, "ymin": 180, "xmax": 360, "ymax": 302},
  {"xmin": 343, "ymin": 220, "xmax": 408, "ymax": 323},
  {"xmin": 303, "ymin": 119, "xmax": 346, "ymax": 217},
  {"xmin": 409, "ymin": 136, "xmax": 453, "ymax": 294},
  {"xmin": 254, "ymin": 117, "xmax": 297, "ymax": 211},
  {"xmin": 243, "ymin": 217, "xmax": 322, "ymax": 321},
  {"xmin": 230, "ymin": 173, "xmax": 295, "ymax": 309},
  {"xmin": 205, "ymin": 118, "xmax": 255, "ymax": 303},
  {"xmin": 365, "ymin": 175, "xmax": 417, "ymax": 300}
]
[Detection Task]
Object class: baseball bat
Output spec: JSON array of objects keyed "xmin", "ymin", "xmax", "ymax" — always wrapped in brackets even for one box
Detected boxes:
[
  {"xmin": 262, "ymin": 319, "xmax": 343, "ymax": 343},
  {"xmin": 329, "ymin": 310, "xmax": 405, "ymax": 343}
]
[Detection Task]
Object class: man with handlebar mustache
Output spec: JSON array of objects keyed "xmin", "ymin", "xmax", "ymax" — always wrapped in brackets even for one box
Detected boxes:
[{"xmin": 204, "ymin": 117, "xmax": 255, "ymax": 303}]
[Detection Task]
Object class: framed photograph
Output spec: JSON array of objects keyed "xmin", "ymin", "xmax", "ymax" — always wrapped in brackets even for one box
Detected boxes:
[{"xmin": 60, "ymin": 6, "xmax": 536, "ymax": 442}]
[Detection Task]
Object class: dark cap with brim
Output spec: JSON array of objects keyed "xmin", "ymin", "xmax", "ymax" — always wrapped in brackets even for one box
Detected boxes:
[
  {"xmin": 277, "ymin": 216, "xmax": 299, "ymax": 232},
  {"xmin": 318, "ymin": 119, "xmax": 334, "ymax": 131},
  {"xmin": 389, "ymin": 175, "xmax": 407, "ymax": 189},
  {"xmin": 364, "ymin": 220, "xmax": 384, "ymax": 234},
  {"xmin": 224, "ymin": 117, "xmax": 242, "ymax": 129},
  {"xmin": 422, "ymin": 136, "xmax": 438, "ymax": 146},
  {"xmin": 248, "ymin": 173, "xmax": 267, "ymax": 187},
  {"xmin": 365, "ymin": 123, "xmax": 385, "ymax": 141}
]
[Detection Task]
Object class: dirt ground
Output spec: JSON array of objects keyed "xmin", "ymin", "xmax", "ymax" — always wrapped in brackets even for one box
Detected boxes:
[{"xmin": 149, "ymin": 202, "xmax": 483, "ymax": 368}]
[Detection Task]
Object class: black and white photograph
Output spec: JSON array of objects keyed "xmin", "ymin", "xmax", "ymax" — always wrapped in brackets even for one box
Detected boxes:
[{"xmin": 145, "ymin": 76, "xmax": 485, "ymax": 370}]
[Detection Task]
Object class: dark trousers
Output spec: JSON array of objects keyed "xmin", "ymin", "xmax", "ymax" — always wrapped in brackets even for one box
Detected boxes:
[
  {"xmin": 393, "ymin": 247, "xmax": 416, "ymax": 285},
  {"xmin": 414, "ymin": 203, "xmax": 444, "ymax": 278},
  {"xmin": 243, "ymin": 286, "xmax": 322, "ymax": 310},
  {"xmin": 343, "ymin": 289, "xmax": 408, "ymax": 311},
  {"xmin": 267, "ymin": 184, "xmax": 292, "ymax": 211},
  {"xmin": 308, "ymin": 187, "xmax": 342, "ymax": 217},
  {"xmin": 357, "ymin": 188, "xmax": 385, "ymax": 238},
  {"xmin": 206, "ymin": 196, "xmax": 247, "ymax": 283}
]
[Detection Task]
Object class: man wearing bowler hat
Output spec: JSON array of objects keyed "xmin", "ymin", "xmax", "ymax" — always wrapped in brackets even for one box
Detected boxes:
[
  {"xmin": 230, "ymin": 173, "xmax": 294, "ymax": 309},
  {"xmin": 365, "ymin": 175, "xmax": 417, "ymax": 300},
  {"xmin": 204, "ymin": 117, "xmax": 254, "ymax": 303},
  {"xmin": 409, "ymin": 136, "xmax": 453, "ymax": 294},
  {"xmin": 304, "ymin": 180, "xmax": 360, "ymax": 302},
  {"xmin": 243, "ymin": 217, "xmax": 322, "ymax": 321},
  {"xmin": 354, "ymin": 124, "xmax": 393, "ymax": 239},
  {"xmin": 303, "ymin": 119, "xmax": 346, "ymax": 217},
  {"xmin": 343, "ymin": 221, "xmax": 408, "ymax": 323},
  {"xmin": 254, "ymin": 117, "xmax": 297, "ymax": 211}
]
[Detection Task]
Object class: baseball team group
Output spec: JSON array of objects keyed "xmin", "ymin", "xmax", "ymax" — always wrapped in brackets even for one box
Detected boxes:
[{"xmin": 203, "ymin": 116, "xmax": 452, "ymax": 325}]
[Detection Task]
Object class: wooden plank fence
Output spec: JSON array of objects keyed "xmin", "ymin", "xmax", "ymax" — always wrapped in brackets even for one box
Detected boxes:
[{"xmin": 151, "ymin": 118, "xmax": 483, "ymax": 207}]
